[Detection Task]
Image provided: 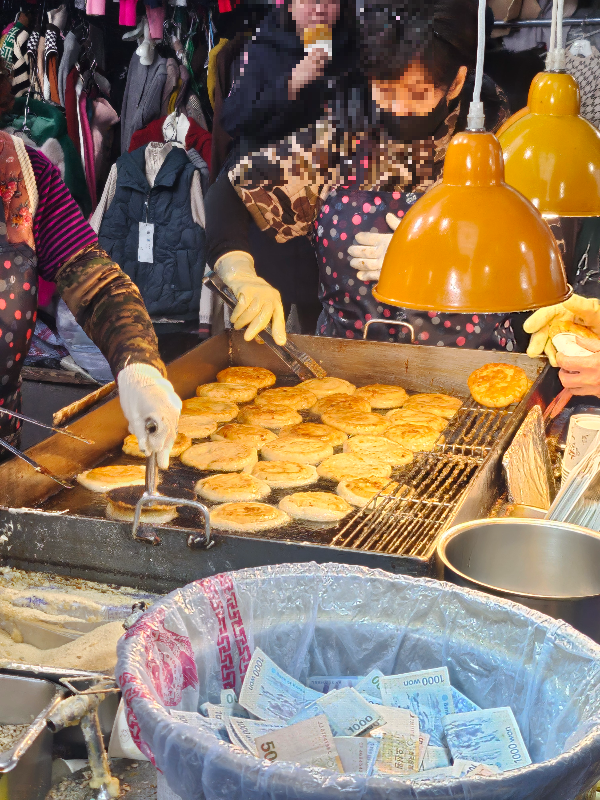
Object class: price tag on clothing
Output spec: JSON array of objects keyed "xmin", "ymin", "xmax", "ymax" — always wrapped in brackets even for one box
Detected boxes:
[{"xmin": 138, "ymin": 222, "xmax": 154, "ymax": 263}]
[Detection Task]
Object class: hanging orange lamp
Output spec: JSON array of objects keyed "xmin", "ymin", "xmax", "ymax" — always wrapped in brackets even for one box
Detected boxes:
[
  {"xmin": 498, "ymin": 71, "xmax": 600, "ymax": 216},
  {"xmin": 373, "ymin": 130, "xmax": 569, "ymax": 312}
]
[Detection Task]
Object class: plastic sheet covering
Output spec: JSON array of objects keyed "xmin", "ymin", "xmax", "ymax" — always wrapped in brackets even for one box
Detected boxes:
[{"xmin": 115, "ymin": 563, "xmax": 600, "ymax": 800}]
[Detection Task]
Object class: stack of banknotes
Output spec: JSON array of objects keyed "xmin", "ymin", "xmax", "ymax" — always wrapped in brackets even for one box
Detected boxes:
[{"xmin": 180, "ymin": 647, "xmax": 532, "ymax": 778}]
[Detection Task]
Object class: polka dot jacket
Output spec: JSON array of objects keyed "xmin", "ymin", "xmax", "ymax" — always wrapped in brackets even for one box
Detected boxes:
[{"xmin": 315, "ymin": 187, "xmax": 518, "ymax": 351}]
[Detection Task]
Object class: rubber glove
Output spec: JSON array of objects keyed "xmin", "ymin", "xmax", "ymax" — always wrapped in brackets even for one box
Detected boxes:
[
  {"xmin": 558, "ymin": 337, "xmax": 600, "ymax": 396},
  {"xmin": 215, "ymin": 251, "xmax": 286, "ymax": 346},
  {"xmin": 523, "ymin": 301, "xmax": 574, "ymax": 367},
  {"xmin": 347, "ymin": 213, "xmax": 401, "ymax": 281},
  {"xmin": 117, "ymin": 363, "xmax": 182, "ymax": 470}
]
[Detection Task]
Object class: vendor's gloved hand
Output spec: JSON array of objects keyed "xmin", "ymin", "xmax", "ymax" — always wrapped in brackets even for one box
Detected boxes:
[
  {"xmin": 524, "ymin": 294, "xmax": 600, "ymax": 367},
  {"xmin": 347, "ymin": 213, "xmax": 401, "ymax": 281},
  {"xmin": 117, "ymin": 363, "xmax": 182, "ymax": 469},
  {"xmin": 216, "ymin": 251, "xmax": 286, "ymax": 345},
  {"xmin": 558, "ymin": 337, "xmax": 600, "ymax": 396}
]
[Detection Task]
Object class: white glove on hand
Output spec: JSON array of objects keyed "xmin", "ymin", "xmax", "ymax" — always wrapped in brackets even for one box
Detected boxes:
[
  {"xmin": 347, "ymin": 213, "xmax": 401, "ymax": 281},
  {"xmin": 216, "ymin": 251, "xmax": 286, "ymax": 345},
  {"xmin": 117, "ymin": 363, "xmax": 182, "ymax": 469}
]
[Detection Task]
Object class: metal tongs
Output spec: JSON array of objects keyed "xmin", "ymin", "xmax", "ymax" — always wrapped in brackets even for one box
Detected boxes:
[
  {"xmin": 132, "ymin": 419, "xmax": 212, "ymax": 546},
  {"xmin": 203, "ymin": 272, "xmax": 327, "ymax": 380},
  {"xmin": 0, "ymin": 407, "xmax": 93, "ymax": 444}
]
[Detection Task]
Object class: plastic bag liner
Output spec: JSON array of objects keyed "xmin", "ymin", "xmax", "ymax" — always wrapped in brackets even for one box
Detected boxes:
[{"xmin": 115, "ymin": 563, "xmax": 600, "ymax": 800}]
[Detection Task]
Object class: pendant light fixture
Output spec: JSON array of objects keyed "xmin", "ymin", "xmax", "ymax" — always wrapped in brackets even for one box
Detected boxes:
[
  {"xmin": 497, "ymin": 0, "xmax": 600, "ymax": 216},
  {"xmin": 372, "ymin": 0, "xmax": 570, "ymax": 313}
]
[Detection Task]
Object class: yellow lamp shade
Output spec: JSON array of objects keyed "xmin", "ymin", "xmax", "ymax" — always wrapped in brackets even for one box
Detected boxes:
[
  {"xmin": 373, "ymin": 131, "xmax": 570, "ymax": 313},
  {"xmin": 498, "ymin": 72, "xmax": 600, "ymax": 216}
]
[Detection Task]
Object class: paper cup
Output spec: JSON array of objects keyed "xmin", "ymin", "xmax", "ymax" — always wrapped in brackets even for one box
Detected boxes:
[
  {"xmin": 562, "ymin": 413, "xmax": 600, "ymax": 479},
  {"xmin": 552, "ymin": 333, "xmax": 596, "ymax": 358}
]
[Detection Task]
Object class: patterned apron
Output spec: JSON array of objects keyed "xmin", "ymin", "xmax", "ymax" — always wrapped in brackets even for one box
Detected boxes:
[
  {"xmin": 315, "ymin": 187, "xmax": 518, "ymax": 351},
  {"xmin": 0, "ymin": 133, "xmax": 38, "ymax": 453}
]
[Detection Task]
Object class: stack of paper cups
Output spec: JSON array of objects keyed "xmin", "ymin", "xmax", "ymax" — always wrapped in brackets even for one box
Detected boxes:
[{"xmin": 562, "ymin": 414, "xmax": 600, "ymax": 482}]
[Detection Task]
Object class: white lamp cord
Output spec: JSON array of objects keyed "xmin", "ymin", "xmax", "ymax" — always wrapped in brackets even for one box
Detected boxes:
[
  {"xmin": 466, "ymin": 0, "xmax": 486, "ymax": 129},
  {"xmin": 546, "ymin": 0, "xmax": 566, "ymax": 70}
]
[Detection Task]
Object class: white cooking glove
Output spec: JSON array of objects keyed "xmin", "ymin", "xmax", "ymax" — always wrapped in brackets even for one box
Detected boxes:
[
  {"xmin": 347, "ymin": 213, "xmax": 401, "ymax": 281},
  {"xmin": 215, "ymin": 250, "xmax": 286, "ymax": 345},
  {"xmin": 117, "ymin": 363, "xmax": 182, "ymax": 469}
]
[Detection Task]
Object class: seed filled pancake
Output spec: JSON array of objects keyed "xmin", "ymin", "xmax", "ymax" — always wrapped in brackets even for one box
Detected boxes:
[
  {"xmin": 402, "ymin": 393, "xmax": 462, "ymax": 419},
  {"xmin": 299, "ymin": 377, "xmax": 356, "ymax": 398},
  {"xmin": 279, "ymin": 491, "xmax": 352, "ymax": 522},
  {"xmin": 317, "ymin": 453, "xmax": 392, "ymax": 483},
  {"xmin": 337, "ymin": 476, "xmax": 399, "ymax": 507},
  {"xmin": 548, "ymin": 318, "xmax": 600, "ymax": 342},
  {"xmin": 255, "ymin": 386, "xmax": 317, "ymax": 410},
  {"xmin": 261, "ymin": 437, "xmax": 333, "ymax": 465},
  {"xmin": 210, "ymin": 502, "xmax": 290, "ymax": 532},
  {"xmin": 321, "ymin": 410, "xmax": 390, "ymax": 436},
  {"xmin": 312, "ymin": 394, "xmax": 371, "ymax": 416},
  {"xmin": 238, "ymin": 404, "xmax": 303, "ymax": 430},
  {"xmin": 252, "ymin": 461, "xmax": 319, "ymax": 488},
  {"xmin": 181, "ymin": 398, "xmax": 239, "ymax": 422},
  {"xmin": 468, "ymin": 363, "xmax": 530, "ymax": 409},
  {"xmin": 216, "ymin": 367, "xmax": 276, "ymax": 389},
  {"xmin": 177, "ymin": 417, "xmax": 218, "ymax": 439},
  {"xmin": 385, "ymin": 407, "xmax": 448, "ymax": 432},
  {"xmin": 385, "ymin": 423, "xmax": 442, "ymax": 451},
  {"xmin": 278, "ymin": 422, "xmax": 347, "ymax": 447},
  {"xmin": 211, "ymin": 423, "xmax": 277, "ymax": 448},
  {"xmin": 354, "ymin": 384, "xmax": 409, "ymax": 409},
  {"xmin": 196, "ymin": 382, "xmax": 257, "ymax": 403},
  {"xmin": 343, "ymin": 435, "xmax": 413, "ymax": 466},
  {"xmin": 180, "ymin": 442, "xmax": 258, "ymax": 472},
  {"xmin": 77, "ymin": 465, "xmax": 146, "ymax": 493},
  {"xmin": 122, "ymin": 432, "xmax": 192, "ymax": 459},
  {"xmin": 195, "ymin": 473, "xmax": 271, "ymax": 503},
  {"xmin": 106, "ymin": 504, "xmax": 178, "ymax": 524}
]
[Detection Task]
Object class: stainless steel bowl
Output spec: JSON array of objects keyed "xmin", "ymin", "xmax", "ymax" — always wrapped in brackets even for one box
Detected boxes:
[{"xmin": 437, "ymin": 518, "xmax": 600, "ymax": 643}]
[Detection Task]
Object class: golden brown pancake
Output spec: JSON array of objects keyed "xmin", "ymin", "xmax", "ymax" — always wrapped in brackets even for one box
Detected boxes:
[
  {"xmin": 216, "ymin": 367, "xmax": 276, "ymax": 389},
  {"xmin": 122, "ymin": 432, "xmax": 192, "ymax": 459},
  {"xmin": 180, "ymin": 442, "xmax": 258, "ymax": 472},
  {"xmin": 77, "ymin": 465, "xmax": 146, "ymax": 493},
  {"xmin": 106, "ymin": 504, "xmax": 178, "ymax": 524},
  {"xmin": 251, "ymin": 461, "xmax": 319, "ymax": 488},
  {"xmin": 402, "ymin": 393, "xmax": 462, "ymax": 419},
  {"xmin": 343, "ymin": 435, "xmax": 413, "ymax": 466},
  {"xmin": 210, "ymin": 502, "xmax": 289, "ymax": 532},
  {"xmin": 176, "ymin": 417, "xmax": 219, "ymax": 439},
  {"xmin": 261, "ymin": 437, "xmax": 333, "ymax": 465},
  {"xmin": 337, "ymin": 476, "xmax": 399, "ymax": 507},
  {"xmin": 278, "ymin": 422, "xmax": 347, "ymax": 447},
  {"xmin": 211, "ymin": 423, "xmax": 277, "ymax": 448},
  {"xmin": 195, "ymin": 473, "xmax": 271, "ymax": 502},
  {"xmin": 299, "ymin": 377, "xmax": 356, "ymax": 398},
  {"xmin": 196, "ymin": 383, "xmax": 257, "ymax": 403},
  {"xmin": 181, "ymin": 398, "xmax": 239, "ymax": 422},
  {"xmin": 237, "ymin": 404, "xmax": 303, "ymax": 430},
  {"xmin": 278, "ymin": 491, "xmax": 352, "ymax": 522},
  {"xmin": 385, "ymin": 423, "xmax": 442, "ymax": 451},
  {"xmin": 255, "ymin": 386, "xmax": 317, "ymax": 410},
  {"xmin": 316, "ymin": 453, "xmax": 392, "ymax": 482},
  {"xmin": 321, "ymin": 410, "xmax": 390, "ymax": 436},
  {"xmin": 548, "ymin": 318, "xmax": 600, "ymax": 342},
  {"xmin": 385, "ymin": 407, "xmax": 448, "ymax": 432},
  {"xmin": 312, "ymin": 394, "xmax": 371, "ymax": 416},
  {"xmin": 354, "ymin": 384, "xmax": 409, "ymax": 409},
  {"xmin": 468, "ymin": 363, "xmax": 530, "ymax": 409}
]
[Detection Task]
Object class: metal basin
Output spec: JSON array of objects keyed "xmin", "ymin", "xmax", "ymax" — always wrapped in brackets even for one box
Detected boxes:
[{"xmin": 437, "ymin": 518, "xmax": 600, "ymax": 643}]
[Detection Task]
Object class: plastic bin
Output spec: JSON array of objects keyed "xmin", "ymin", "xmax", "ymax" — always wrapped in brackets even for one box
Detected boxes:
[{"xmin": 116, "ymin": 563, "xmax": 600, "ymax": 800}]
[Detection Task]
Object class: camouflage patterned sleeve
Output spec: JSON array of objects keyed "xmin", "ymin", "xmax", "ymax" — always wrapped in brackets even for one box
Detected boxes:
[{"xmin": 54, "ymin": 244, "xmax": 166, "ymax": 378}]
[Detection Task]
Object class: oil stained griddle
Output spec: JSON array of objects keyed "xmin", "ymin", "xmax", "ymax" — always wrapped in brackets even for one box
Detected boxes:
[{"xmin": 0, "ymin": 332, "xmax": 559, "ymax": 593}]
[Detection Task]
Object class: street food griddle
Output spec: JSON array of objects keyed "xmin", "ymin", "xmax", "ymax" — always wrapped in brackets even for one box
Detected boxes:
[{"xmin": 0, "ymin": 333, "xmax": 559, "ymax": 593}]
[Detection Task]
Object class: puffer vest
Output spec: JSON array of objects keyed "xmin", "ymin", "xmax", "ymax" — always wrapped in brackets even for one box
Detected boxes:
[{"xmin": 98, "ymin": 145, "xmax": 204, "ymax": 320}]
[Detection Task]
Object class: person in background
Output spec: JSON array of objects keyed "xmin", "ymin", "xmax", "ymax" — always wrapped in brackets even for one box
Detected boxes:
[
  {"xmin": 0, "ymin": 58, "xmax": 179, "ymax": 468},
  {"xmin": 205, "ymin": 0, "xmax": 511, "ymax": 350},
  {"xmin": 216, "ymin": 0, "xmax": 353, "ymax": 335}
]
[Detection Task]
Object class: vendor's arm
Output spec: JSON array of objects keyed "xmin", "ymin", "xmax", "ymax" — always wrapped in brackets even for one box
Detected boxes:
[
  {"xmin": 28, "ymin": 147, "xmax": 180, "ymax": 467},
  {"xmin": 557, "ymin": 338, "xmax": 600, "ymax": 397}
]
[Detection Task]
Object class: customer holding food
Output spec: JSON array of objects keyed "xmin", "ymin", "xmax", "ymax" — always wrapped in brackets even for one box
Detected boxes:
[
  {"xmin": 206, "ymin": 0, "xmax": 512, "ymax": 350},
  {"xmin": 0, "ymin": 58, "xmax": 180, "ymax": 467}
]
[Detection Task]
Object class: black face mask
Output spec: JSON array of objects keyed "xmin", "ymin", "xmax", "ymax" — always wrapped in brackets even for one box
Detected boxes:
[{"xmin": 378, "ymin": 96, "xmax": 450, "ymax": 142}]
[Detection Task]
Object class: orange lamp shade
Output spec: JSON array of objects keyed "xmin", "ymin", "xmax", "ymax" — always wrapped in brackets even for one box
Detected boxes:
[
  {"xmin": 373, "ymin": 131, "xmax": 570, "ymax": 313},
  {"xmin": 498, "ymin": 72, "xmax": 600, "ymax": 216}
]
